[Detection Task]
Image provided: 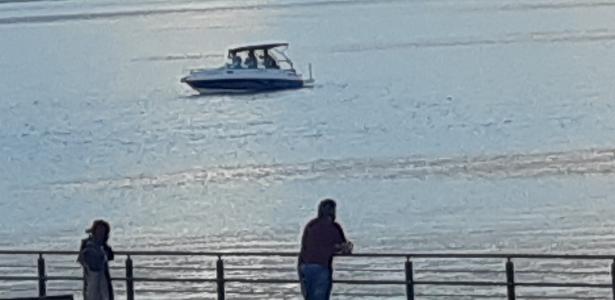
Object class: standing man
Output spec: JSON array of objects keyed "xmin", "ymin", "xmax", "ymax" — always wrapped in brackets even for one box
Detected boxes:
[
  {"xmin": 78, "ymin": 219, "xmax": 114, "ymax": 300},
  {"xmin": 298, "ymin": 199, "xmax": 353, "ymax": 300}
]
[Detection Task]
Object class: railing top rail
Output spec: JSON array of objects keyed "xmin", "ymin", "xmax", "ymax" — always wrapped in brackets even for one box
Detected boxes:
[{"xmin": 1, "ymin": 250, "xmax": 615, "ymax": 260}]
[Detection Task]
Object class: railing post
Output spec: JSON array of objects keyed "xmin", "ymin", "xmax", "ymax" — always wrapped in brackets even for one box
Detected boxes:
[
  {"xmin": 611, "ymin": 259, "xmax": 615, "ymax": 300},
  {"xmin": 506, "ymin": 258, "xmax": 515, "ymax": 300},
  {"xmin": 216, "ymin": 256, "xmax": 225, "ymax": 300},
  {"xmin": 126, "ymin": 255, "xmax": 135, "ymax": 300},
  {"xmin": 37, "ymin": 254, "xmax": 46, "ymax": 297},
  {"xmin": 405, "ymin": 257, "xmax": 414, "ymax": 300}
]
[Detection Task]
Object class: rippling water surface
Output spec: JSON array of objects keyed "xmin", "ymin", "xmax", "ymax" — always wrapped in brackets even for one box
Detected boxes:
[{"xmin": 1, "ymin": 0, "xmax": 615, "ymax": 298}]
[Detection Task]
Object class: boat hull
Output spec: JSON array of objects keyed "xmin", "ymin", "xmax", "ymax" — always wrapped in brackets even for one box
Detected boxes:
[
  {"xmin": 181, "ymin": 68, "xmax": 309, "ymax": 94},
  {"xmin": 185, "ymin": 78, "xmax": 304, "ymax": 94}
]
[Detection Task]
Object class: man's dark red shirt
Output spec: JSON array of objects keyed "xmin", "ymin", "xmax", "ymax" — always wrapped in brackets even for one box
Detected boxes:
[{"xmin": 299, "ymin": 217, "xmax": 347, "ymax": 269}]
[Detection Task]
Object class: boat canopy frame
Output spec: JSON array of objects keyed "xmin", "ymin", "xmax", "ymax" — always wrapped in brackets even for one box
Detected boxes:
[
  {"xmin": 228, "ymin": 43, "xmax": 289, "ymax": 55},
  {"xmin": 227, "ymin": 43, "xmax": 294, "ymax": 70}
]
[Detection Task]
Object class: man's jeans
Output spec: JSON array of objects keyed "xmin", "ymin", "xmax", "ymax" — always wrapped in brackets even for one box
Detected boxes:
[{"xmin": 299, "ymin": 264, "xmax": 332, "ymax": 300}]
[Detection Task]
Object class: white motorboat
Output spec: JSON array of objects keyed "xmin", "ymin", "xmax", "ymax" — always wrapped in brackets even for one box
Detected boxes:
[{"xmin": 181, "ymin": 42, "xmax": 313, "ymax": 94}]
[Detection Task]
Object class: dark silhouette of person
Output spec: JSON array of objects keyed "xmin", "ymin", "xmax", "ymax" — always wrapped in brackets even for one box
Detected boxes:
[
  {"xmin": 298, "ymin": 199, "xmax": 353, "ymax": 300},
  {"xmin": 263, "ymin": 49, "xmax": 279, "ymax": 69},
  {"xmin": 230, "ymin": 53, "xmax": 242, "ymax": 69},
  {"xmin": 245, "ymin": 50, "xmax": 257, "ymax": 69},
  {"xmin": 78, "ymin": 219, "xmax": 114, "ymax": 300}
]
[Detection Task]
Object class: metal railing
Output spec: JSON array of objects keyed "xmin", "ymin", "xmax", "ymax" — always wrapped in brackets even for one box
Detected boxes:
[{"xmin": 1, "ymin": 250, "xmax": 615, "ymax": 299}]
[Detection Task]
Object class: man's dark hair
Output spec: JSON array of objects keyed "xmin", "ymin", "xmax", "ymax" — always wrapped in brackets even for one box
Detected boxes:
[{"xmin": 318, "ymin": 199, "xmax": 337, "ymax": 220}]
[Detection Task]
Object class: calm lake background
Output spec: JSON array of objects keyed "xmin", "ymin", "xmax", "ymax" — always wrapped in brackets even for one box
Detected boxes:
[{"xmin": 1, "ymin": 0, "xmax": 615, "ymax": 298}]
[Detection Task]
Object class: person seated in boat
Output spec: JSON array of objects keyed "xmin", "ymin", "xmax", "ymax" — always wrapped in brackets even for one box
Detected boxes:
[
  {"xmin": 230, "ymin": 54, "xmax": 242, "ymax": 69},
  {"xmin": 245, "ymin": 50, "xmax": 257, "ymax": 69},
  {"xmin": 263, "ymin": 49, "xmax": 279, "ymax": 69}
]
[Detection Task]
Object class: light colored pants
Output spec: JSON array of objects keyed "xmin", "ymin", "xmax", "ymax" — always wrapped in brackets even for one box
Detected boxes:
[{"xmin": 84, "ymin": 270, "xmax": 110, "ymax": 300}]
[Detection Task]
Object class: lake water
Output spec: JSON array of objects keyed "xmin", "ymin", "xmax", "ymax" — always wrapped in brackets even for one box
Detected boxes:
[{"xmin": 2, "ymin": 0, "xmax": 615, "ymax": 298}]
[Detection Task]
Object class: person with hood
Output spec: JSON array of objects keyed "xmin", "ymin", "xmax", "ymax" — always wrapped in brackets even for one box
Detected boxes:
[
  {"xmin": 298, "ymin": 199, "xmax": 353, "ymax": 300},
  {"xmin": 78, "ymin": 219, "xmax": 114, "ymax": 300}
]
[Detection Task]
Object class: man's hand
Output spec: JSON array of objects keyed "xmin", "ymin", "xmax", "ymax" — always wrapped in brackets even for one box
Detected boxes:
[{"xmin": 335, "ymin": 242, "xmax": 354, "ymax": 254}]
